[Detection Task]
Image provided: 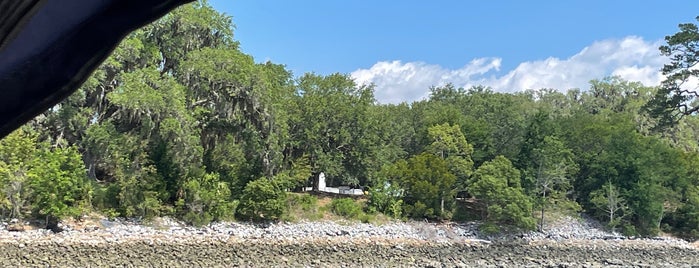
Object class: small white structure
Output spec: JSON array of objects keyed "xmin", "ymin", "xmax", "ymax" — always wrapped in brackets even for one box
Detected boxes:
[
  {"xmin": 303, "ymin": 172, "xmax": 364, "ymax": 196},
  {"xmin": 318, "ymin": 172, "xmax": 327, "ymax": 191}
]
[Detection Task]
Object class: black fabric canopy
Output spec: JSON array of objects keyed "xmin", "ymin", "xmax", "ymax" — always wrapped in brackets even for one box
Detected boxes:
[{"xmin": 0, "ymin": 0, "xmax": 193, "ymax": 138}]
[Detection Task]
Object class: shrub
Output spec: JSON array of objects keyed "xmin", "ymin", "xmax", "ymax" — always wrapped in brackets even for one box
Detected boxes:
[
  {"xmin": 622, "ymin": 224, "xmax": 638, "ymax": 236},
  {"xmin": 92, "ymin": 183, "xmax": 120, "ymax": 212},
  {"xmin": 388, "ymin": 199, "xmax": 403, "ymax": 219},
  {"xmin": 367, "ymin": 177, "xmax": 407, "ymax": 219},
  {"xmin": 183, "ymin": 210, "xmax": 213, "ymax": 226},
  {"xmin": 452, "ymin": 202, "xmax": 479, "ymax": 222},
  {"xmin": 409, "ymin": 201, "xmax": 434, "ymax": 219},
  {"xmin": 237, "ymin": 178, "xmax": 286, "ymax": 221},
  {"xmin": 330, "ymin": 198, "xmax": 363, "ymax": 219},
  {"xmin": 0, "ymin": 129, "xmax": 37, "ymax": 219},
  {"xmin": 28, "ymin": 145, "xmax": 91, "ymax": 223},
  {"xmin": 479, "ymin": 222, "xmax": 501, "ymax": 234},
  {"xmin": 358, "ymin": 212, "xmax": 374, "ymax": 223},
  {"xmin": 181, "ymin": 172, "xmax": 237, "ymax": 225}
]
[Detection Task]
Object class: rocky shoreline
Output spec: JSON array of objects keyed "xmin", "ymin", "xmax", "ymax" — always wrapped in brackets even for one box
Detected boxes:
[{"xmin": 0, "ymin": 216, "xmax": 697, "ymax": 267}]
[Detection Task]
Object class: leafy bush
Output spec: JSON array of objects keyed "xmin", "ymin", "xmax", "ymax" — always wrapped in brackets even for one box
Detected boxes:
[
  {"xmin": 237, "ymin": 178, "xmax": 286, "ymax": 221},
  {"xmin": 138, "ymin": 191, "xmax": 164, "ymax": 219},
  {"xmin": 406, "ymin": 201, "xmax": 434, "ymax": 219},
  {"xmin": 92, "ymin": 183, "xmax": 120, "ymax": 212},
  {"xmin": 479, "ymin": 222, "xmax": 501, "ymax": 235},
  {"xmin": 183, "ymin": 210, "xmax": 212, "ymax": 227},
  {"xmin": 275, "ymin": 156, "xmax": 312, "ymax": 191},
  {"xmin": 28, "ymin": 145, "xmax": 91, "ymax": 224},
  {"xmin": 330, "ymin": 198, "xmax": 363, "ymax": 219},
  {"xmin": 113, "ymin": 156, "xmax": 166, "ymax": 219},
  {"xmin": 468, "ymin": 156, "xmax": 536, "ymax": 231},
  {"xmin": 367, "ymin": 178, "xmax": 403, "ymax": 217},
  {"xmin": 622, "ymin": 224, "xmax": 638, "ymax": 236},
  {"xmin": 388, "ymin": 199, "xmax": 403, "ymax": 219},
  {"xmin": 358, "ymin": 212, "xmax": 374, "ymax": 223},
  {"xmin": 381, "ymin": 153, "xmax": 456, "ymax": 220},
  {"xmin": 0, "ymin": 129, "xmax": 37, "ymax": 219},
  {"xmin": 452, "ymin": 201, "xmax": 479, "ymax": 222},
  {"xmin": 181, "ymin": 172, "xmax": 237, "ymax": 226}
]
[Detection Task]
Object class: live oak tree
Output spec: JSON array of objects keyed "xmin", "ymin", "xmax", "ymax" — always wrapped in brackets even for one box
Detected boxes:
[
  {"xmin": 1, "ymin": 1, "xmax": 699, "ymax": 239},
  {"xmin": 291, "ymin": 73, "xmax": 376, "ymax": 188},
  {"xmin": 424, "ymin": 85, "xmax": 531, "ymax": 166},
  {"xmin": 31, "ymin": 2, "xmax": 258, "ymax": 222}
]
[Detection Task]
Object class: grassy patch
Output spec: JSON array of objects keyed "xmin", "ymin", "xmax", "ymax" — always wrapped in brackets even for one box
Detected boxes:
[
  {"xmin": 282, "ymin": 193, "xmax": 394, "ymax": 224},
  {"xmin": 283, "ymin": 193, "xmax": 323, "ymax": 222},
  {"xmin": 329, "ymin": 197, "xmax": 379, "ymax": 223}
]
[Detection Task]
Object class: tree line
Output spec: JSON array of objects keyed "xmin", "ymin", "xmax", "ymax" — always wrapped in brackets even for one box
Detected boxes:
[{"xmin": 2, "ymin": 2, "xmax": 699, "ymax": 239}]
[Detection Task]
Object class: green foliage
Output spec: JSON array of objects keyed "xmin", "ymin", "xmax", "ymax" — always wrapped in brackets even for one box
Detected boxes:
[
  {"xmin": 384, "ymin": 153, "xmax": 456, "ymax": 220},
  {"xmin": 529, "ymin": 135, "xmax": 578, "ymax": 231},
  {"xmin": 366, "ymin": 177, "xmax": 403, "ymax": 217},
  {"xmin": 664, "ymin": 152, "xmax": 699, "ymax": 239},
  {"xmin": 284, "ymin": 193, "xmax": 322, "ymax": 221},
  {"xmin": 113, "ymin": 154, "xmax": 165, "ymax": 219},
  {"xmin": 426, "ymin": 123, "xmax": 474, "ymax": 160},
  {"xmin": 0, "ymin": 129, "xmax": 37, "ymax": 218},
  {"xmin": 274, "ymin": 156, "xmax": 312, "ymax": 191},
  {"xmin": 181, "ymin": 172, "xmax": 237, "ymax": 226},
  {"xmin": 628, "ymin": 182, "xmax": 665, "ymax": 236},
  {"xmin": 28, "ymin": 146, "xmax": 91, "ymax": 220},
  {"xmin": 646, "ymin": 16, "xmax": 699, "ymax": 128},
  {"xmin": 388, "ymin": 199, "xmax": 403, "ymax": 219},
  {"xmin": 479, "ymin": 222, "xmax": 501, "ymax": 234},
  {"xmin": 590, "ymin": 181, "xmax": 629, "ymax": 230},
  {"xmin": 468, "ymin": 156, "xmax": 536, "ymax": 231},
  {"xmin": 426, "ymin": 123, "xmax": 474, "ymax": 190},
  {"xmin": 404, "ymin": 201, "xmax": 434, "ymax": 219},
  {"xmin": 330, "ymin": 198, "xmax": 364, "ymax": 219},
  {"xmin": 291, "ymin": 73, "xmax": 377, "ymax": 187},
  {"xmin": 4, "ymin": 0, "xmax": 699, "ymax": 239},
  {"xmin": 287, "ymin": 193, "xmax": 318, "ymax": 212},
  {"xmin": 237, "ymin": 178, "xmax": 286, "ymax": 221}
]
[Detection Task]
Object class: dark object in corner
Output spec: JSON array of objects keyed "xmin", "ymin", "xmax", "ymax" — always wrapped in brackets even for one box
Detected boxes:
[
  {"xmin": 46, "ymin": 216, "xmax": 63, "ymax": 233},
  {"xmin": 0, "ymin": 0, "xmax": 193, "ymax": 138}
]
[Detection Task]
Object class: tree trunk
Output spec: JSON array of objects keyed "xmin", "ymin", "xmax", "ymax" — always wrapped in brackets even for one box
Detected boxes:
[
  {"xmin": 311, "ymin": 172, "xmax": 319, "ymax": 192},
  {"xmin": 539, "ymin": 191, "xmax": 546, "ymax": 232},
  {"xmin": 609, "ymin": 209, "xmax": 614, "ymax": 226},
  {"xmin": 440, "ymin": 197, "xmax": 445, "ymax": 216}
]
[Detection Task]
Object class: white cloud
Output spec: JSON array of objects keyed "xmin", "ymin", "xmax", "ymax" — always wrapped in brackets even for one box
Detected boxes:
[
  {"xmin": 351, "ymin": 36, "xmax": 668, "ymax": 104},
  {"xmin": 351, "ymin": 58, "xmax": 501, "ymax": 104}
]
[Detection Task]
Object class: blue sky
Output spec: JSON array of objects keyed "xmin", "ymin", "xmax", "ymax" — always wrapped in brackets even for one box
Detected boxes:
[{"xmin": 210, "ymin": 0, "xmax": 699, "ymax": 103}]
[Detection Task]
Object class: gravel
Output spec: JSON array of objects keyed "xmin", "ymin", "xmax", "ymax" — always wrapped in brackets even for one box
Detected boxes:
[{"xmin": 0, "ymin": 215, "xmax": 696, "ymax": 267}]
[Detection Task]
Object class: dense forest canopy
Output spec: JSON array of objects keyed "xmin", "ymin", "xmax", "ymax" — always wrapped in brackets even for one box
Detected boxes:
[{"xmin": 3, "ymin": 2, "xmax": 699, "ymax": 238}]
